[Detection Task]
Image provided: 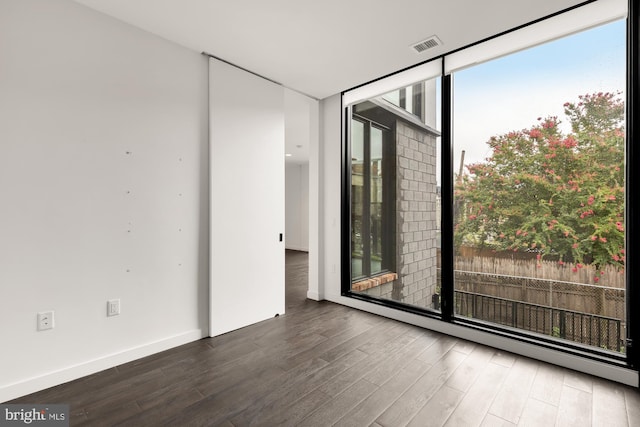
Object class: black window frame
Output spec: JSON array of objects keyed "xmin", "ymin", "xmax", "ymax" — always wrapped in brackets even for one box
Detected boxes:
[
  {"xmin": 349, "ymin": 114, "xmax": 396, "ymax": 282},
  {"xmin": 341, "ymin": 0, "xmax": 639, "ymax": 374}
]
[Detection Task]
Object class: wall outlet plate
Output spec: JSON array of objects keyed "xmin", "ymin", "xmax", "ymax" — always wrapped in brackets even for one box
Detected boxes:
[
  {"xmin": 37, "ymin": 311, "xmax": 54, "ymax": 331},
  {"xmin": 107, "ymin": 299, "xmax": 120, "ymax": 317}
]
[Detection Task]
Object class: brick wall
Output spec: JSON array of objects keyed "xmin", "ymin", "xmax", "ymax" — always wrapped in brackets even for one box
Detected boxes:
[
  {"xmin": 394, "ymin": 121, "xmax": 439, "ymax": 307},
  {"xmin": 359, "ymin": 119, "xmax": 439, "ymax": 308}
]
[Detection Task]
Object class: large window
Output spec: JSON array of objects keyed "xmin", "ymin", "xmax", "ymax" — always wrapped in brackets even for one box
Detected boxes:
[
  {"xmin": 342, "ymin": 0, "xmax": 635, "ymax": 374},
  {"xmin": 452, "ymin": 19, "xmax": 626, "ymax": 354},
  {"xmin": 348, "ymin": 75, "xmax": 442, "ymax": 311}
]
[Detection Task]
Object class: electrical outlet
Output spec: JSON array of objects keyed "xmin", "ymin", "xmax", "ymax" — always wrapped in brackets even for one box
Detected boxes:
[
  {"xmin": 107, "ymin": 299, "xmax": 120, "ymax": 317},
  {"xmin": 37, "ymin": 311, "xmax": 54, "ymax": 331}
]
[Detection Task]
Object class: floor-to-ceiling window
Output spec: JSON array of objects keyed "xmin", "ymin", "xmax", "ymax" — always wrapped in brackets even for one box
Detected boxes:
[
  {"xmin": 451, "ymin": 19, "xmax": 626, "ymax": 354},
  {"xmin": 342, "ymin": 0, "xmax": 636, "ymax": 377},
  {"xmin": 345, "ymin": 65, "xmax": 443, "ymax": 312}
]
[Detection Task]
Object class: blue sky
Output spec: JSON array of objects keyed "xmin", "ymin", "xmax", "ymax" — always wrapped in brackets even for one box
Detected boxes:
[{"xmin": 451, "ymin": 19, "xmax": 626, "ymax": 178}]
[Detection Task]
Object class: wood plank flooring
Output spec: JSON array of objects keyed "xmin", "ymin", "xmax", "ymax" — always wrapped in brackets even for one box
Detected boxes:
[{"xmin": 9, "ymin": 250, "xmax": 640, "ymax": 426}]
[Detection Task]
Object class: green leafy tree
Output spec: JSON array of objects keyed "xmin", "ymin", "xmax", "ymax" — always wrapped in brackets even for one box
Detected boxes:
[{"xmin": 455, "ymin": 92, "xmax": 625, "ymax": 271}]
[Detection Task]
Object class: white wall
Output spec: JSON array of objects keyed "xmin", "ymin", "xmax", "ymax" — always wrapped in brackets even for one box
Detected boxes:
[
  {"xmin": 285, "ymin": 163, "xmax": 309, "ymax": 252},
  {"xmin": 0, "ymin": 0, "xmax": 209, "ymax": 401},
  {"xmin": 319, "ymin": 95, "xmax": 343, "ymax": 297},
  {"xmin": 284, "ymin": 88, "xmax": 315, "ymax": 252},
  {"xmin": 307, "ymin": 96, "xmax": 322, "ymax": 301}
]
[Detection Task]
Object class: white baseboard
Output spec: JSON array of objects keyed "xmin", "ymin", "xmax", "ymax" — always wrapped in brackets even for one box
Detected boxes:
[{"xmin": 0, "ymin": 329, "xmax": 204, "ymax": 403}]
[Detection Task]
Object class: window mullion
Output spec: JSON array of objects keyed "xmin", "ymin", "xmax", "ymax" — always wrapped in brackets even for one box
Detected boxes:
[
  {"xmin": 626, "ymin": 0, "xmax": 639, "ymax": 370},
  {"xmin": 363, "ymin": 122, "xmax": 372, "ymax": 277},
  {"xmin": 440, "ymin": 74, "xmax": 455, "ymax": 323}
]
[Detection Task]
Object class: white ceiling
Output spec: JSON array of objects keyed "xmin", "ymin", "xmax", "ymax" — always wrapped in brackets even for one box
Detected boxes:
[
  {"xmin": 72, "ymin": 0, "xmax": 589, "ymax": 165},
  {"xmin": 74, "ymin": 0, "xmax": 587, "ymax": 100}
]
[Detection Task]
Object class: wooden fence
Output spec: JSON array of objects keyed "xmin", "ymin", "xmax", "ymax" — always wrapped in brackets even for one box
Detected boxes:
[
  {"xmin": 453, "ymin": 254, "xmax": 624, "ymax": 289},
  {"xmin": 435, "ymin": 251, "xmax": 626, "ymax": 351}
]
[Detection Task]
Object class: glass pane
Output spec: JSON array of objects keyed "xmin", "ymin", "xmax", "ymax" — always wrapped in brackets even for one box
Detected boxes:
[
  {"xmin": 350, "ymin": 73, "xmax": 442, "ymax": 312},
  {"xmin": 453, "ymin": 20, "xmax": 626, "ymax": 353},
  {"xmin": 382, "ymin": 90, "xmax": 400, "ymax": 108},
  {"xmin": 380, "ymin": 84, "xmax": 424, "ymax": 120},
  {"xmin": 351, "ymin": 119, "xmax": 364, "ymax": 279},
  {"xmin": 405, "ymin": 86, "xmax": 413, "ymax": 114},
  {"xmin": 370, "ymin": 127, "xmax": 383, "ymax": 275}
]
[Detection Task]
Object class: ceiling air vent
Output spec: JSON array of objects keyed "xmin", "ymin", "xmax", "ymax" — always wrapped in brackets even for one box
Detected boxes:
[{"xmin": 411, "ymin": 36, "xmax": 442, "ymax": 53}]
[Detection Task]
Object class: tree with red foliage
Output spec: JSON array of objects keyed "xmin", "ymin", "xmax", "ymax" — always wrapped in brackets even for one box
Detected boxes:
[{"xmin": 454, "ymin": 92, "xmax": 625, "ymax": 269}]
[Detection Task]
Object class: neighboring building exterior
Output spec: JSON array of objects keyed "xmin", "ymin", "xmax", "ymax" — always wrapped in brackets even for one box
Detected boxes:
[{"xmin": 351, "ymin": 81, "xmax": 441, "ymax": 309}]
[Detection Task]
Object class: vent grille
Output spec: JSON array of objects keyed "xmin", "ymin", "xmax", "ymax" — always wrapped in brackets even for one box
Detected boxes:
[{"xmin": 411, "ymin": 36, "xmax": 442, "ymax": 53}]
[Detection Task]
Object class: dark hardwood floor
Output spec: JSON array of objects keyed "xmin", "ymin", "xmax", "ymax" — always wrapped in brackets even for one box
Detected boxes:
[{"xmin": 10, "ymin": 250, "xmax": 640, "ymax": 426}]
